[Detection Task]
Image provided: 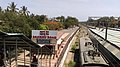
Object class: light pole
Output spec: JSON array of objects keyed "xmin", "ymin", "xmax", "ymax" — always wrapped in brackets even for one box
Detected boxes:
[{"xmin": 105, "ymin": 22, "xmax": 108, "ymax": 40}]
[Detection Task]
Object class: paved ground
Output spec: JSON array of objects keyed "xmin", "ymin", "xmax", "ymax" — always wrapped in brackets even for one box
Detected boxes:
[
  {"xmin": 38, "ymin": 27, "xmax": 79, "ymax": 67},
  {"xmin": 63, "ymin": 34, "xmax": 77, "ymax": 67},
  {"xmin": 63, "ymin": 28, "xmax": 87, "ymax": 67}
]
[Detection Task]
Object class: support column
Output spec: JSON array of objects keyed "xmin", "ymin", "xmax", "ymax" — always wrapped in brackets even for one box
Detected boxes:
[
  {"xmin": 105, "ymin": 23, "xmax": 108, "ymax": 40},
  {"xmin": 3, "ymin": 38, "xmax": 6, "ymax": 66},
  {"xmin": 9, "ymin": 47, "xmax": 11, "ymax": 67},
  {"xmin": 37, "ymin": 48, "xmax": 39, "ymax": 67},
  {"xmin": 24, "ymin": 49, "xmax": 26, "ymax": 66},
  {"xmin": 15, "ymin": 39, "xmax": 18, "ymax": 67},
  {"xmin": 46, "ymin": 49, "xmax": 47, "ymax": 67},
  {"xmin": 49, "ymin": 54, "xmax": 51, "ymax": 67},
  {"xmin": 55, "ymin": 44, "xmax": 58, "ymax": 58},
  {"xmin": 41, "ymin": 47, "xmax": 42, "ymax": 67},
  {"xmin": 29, "ymin": 47, "xmax": 31, "ymax": 67}
]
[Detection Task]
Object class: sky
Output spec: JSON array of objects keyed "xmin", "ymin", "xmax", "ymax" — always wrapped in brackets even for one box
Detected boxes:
[{"xmin": 0, "ymin": 0, "xmax": 120, "ymax": 21}]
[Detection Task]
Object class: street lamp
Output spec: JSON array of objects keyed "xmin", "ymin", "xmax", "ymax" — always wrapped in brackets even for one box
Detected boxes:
[
  {"xmin": 100, "ymin": 21, "xmax": 108, "ymax": 40},
  {"xmin": 105, "ymin": 22, "xmax": 108, "ymax": 40}
]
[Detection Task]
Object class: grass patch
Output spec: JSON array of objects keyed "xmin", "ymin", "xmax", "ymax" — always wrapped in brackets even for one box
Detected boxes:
[
  {"xmin": 65, "ymin": 61, "xmax": 75, "ymax": 67},
  {"xmin": 71, "ymin": 33, "xmax": 80, "ymax": 53},
  {"xmin": 71, "ymin": 44, "xmax": 76, "ymax": 53},
  {"xmin": 68, "ymin": 61, "xmax": 75, "ymax": 67}
]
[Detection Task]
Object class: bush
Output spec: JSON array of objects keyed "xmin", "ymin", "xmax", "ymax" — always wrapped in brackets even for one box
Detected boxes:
[
  {"xmin": 68, "ymin": 61, "xmax": 75, "ymax": 67},
  {"xmin": 75, "ymin": 42, "xmax": 79, "ymax": 46},
  {"xmin": 71, "ymin": 45, "xmax": 76, "ymax": 53}
]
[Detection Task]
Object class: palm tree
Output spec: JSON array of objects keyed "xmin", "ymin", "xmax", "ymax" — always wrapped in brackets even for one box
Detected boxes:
[
  {"xmin": 0, "ymin": 6, "xmax": 2, "ymax": 12},
  {"xmin": 7, "ymin": 2, "xmax": 18, "ymax": 13},
  {"xmin": 20, "ymin": 6, "xmax": 30, "ymax": 16}
]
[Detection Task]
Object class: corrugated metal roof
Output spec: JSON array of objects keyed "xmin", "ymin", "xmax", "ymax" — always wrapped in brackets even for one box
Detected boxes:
[
  {"xmin": 0, "ymin": 31, "xmax": 40, "ymax": 48},
  {"xmin": 90, "ymin": 28, "xmax": 120, "ymax": 60},
  {"xmin": 91, "ymin": 28, "xmax": 120, "ymax": 48}
]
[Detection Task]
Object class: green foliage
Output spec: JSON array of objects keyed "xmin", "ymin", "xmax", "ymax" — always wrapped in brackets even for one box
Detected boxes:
[
  {"xmin": 71, "ymin": 44, "xmax": 76, "ymax": 53},
  {"xmin": 56, "ymin": 16, "xmax": 65, "ymax": 22},
  {"xmin": 38, "ymin": 24, "xmax": 49, "ymax": 30},
  {"xmin": 56, "ymin": 16, "xmax": 79, "ymax": 29},
  {"xmin": 0, "ymin": 2, "xmax": 44, "ymax": 36},
  {"xmin": 43, "ymin": 22, "xmax": 63, "ymax": 30},
  {"xmin": 64, "ymin": 16, "xmax": 79, "ymax": 29},
  {"xmin": 87, "ymin": 18, "xmax": 94, "ymax": 22},
  {"xmin": 118, "ymin": 20, "xmax": 120, "ymax": 27},
  {"xmin": 98, "ymin": 17, "xmax": 110, "ymax": 23},
  {"xmin": 7, "ymin": 2, "xmax": 18, "ymax": 13},
  {"xmin": 0, "ymin": 2, "xmax": 79, "ymax": 37},
  {"xmin": 75, "ymin": 42, "xmax": 78, "ymax": 46},
  {"xmin": 87, "ymin": 16, "xmax": 120, "ymax": 28},
  {"xmin": 20, "ymin": 6, "xmax": 30, "ymax": 16},
  {"xmin": 67, "ymin": 61, "xmax": 75, "ymax": 67},
  {"xmin": 35, "ymin": 15, "xmax": 48, "ymax": 23}
]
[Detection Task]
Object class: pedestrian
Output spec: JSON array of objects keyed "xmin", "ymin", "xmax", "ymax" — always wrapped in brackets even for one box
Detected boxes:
[
  {"xmin": 31, "ymin": 54, "xmax": 38, "ymax": 67},
  {"xmin": 32, "ymin": 54, "xmax": 37, "ymax": 63}
]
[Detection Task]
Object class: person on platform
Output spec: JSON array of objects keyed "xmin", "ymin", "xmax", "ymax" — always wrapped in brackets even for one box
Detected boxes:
[
  {"xmin": 31, "ymin": 54, "xmax": 38, "ymax": 67},
  {"xmin": 32, "ymin": 54, "xmax": 37, "ymax": 63}
]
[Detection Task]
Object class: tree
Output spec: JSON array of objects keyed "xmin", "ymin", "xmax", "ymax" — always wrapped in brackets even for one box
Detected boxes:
[
  {"xmin": 98, "ymin": 17, "xmax": 110, "ymax": 27},
  {"xmin": 0, "ymin": 6, "xmax": 3, "ymax": 20},
  {"xmin": 87, "ymin": 18, "xmax": 94, "ymax": 22},
  {"xmin": 27, "ymin": 17, "xmax": 39, "ymax": 30},
  {"xmin": 118, "ymin": 17, "xmax": 120, "ymax": 27},
  {"xmin": 0, "ymin": 6, "xmax": 2, "ymax": 12},
  {"xmin": 43, "ymin": 22, "xmax": 63, "ymax": 30},
  {"xmin": 0, "ymin": 2, "xmax": 81, "ymax": 37},
  {"xmin": 20, "ymin": 6, "xmax": 30, "ymax": 16},
  {"xmin": 35, "ymin": 15, "xmax": 48, "ymax": 23},
  {"xmin": 38, "ymin": 24, "xmax": 49, "ymax": 30},
  {"xmin": 0, "ymin": 2, "xmax": 34, "ymax": 37},
  {"xmin": 63, "ymin": 16, "xmax": 79, "ymax": 29},
  {"xmin": 7, "ymin": 2, "xmax": 18, "ymax": 13},
  {"xmin": 56, "ymin": 16, "xmax": 65, "ymax": 23}
]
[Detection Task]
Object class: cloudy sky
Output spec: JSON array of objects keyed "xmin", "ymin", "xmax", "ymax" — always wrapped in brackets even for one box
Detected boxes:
[{"xmin": 0, "ymin": 0, "xmax": 120, "ymax": 21}]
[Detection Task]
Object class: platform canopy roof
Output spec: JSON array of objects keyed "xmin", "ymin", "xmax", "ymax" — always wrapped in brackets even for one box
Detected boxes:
[{"xmin": 0, "ymin": 31, "xmax": 40, "ymax": 48}]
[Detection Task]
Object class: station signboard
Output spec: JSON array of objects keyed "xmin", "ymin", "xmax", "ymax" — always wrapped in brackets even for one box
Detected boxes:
[
  {"xmin": 32, "ymin": 30, "xmax": 57, "ymax": 39},
  {"xmin": 32, "ymin": 30, "xmax": 57, "ymax": 44}
]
